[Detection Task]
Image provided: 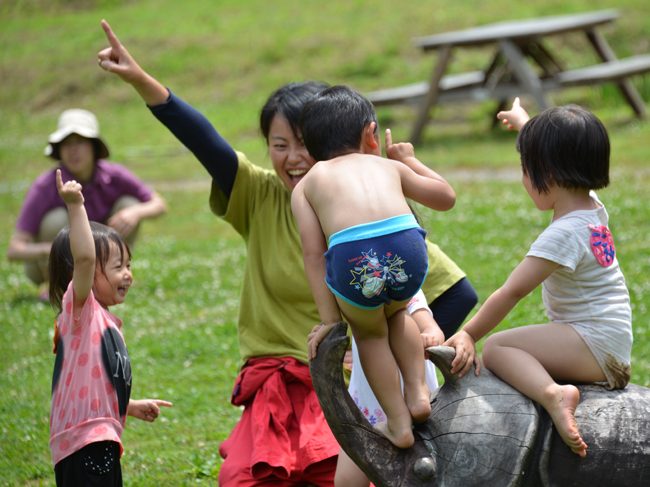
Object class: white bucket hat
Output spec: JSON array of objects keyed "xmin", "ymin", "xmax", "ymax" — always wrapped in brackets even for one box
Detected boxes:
[{"xmin": 44, "ymin": 109, "xmax": 110, "ymax": 160}]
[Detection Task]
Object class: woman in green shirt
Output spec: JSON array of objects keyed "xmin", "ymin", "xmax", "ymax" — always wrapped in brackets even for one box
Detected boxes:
[{"xmin": 98, "ymin": 20, "xmax": 477, "ymax": 487}]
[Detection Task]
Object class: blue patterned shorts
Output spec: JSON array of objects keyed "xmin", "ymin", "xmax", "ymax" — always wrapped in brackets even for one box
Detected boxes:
[{"xmin": 325, "ymin": 215, "xmax": 428, "ymax": 309}]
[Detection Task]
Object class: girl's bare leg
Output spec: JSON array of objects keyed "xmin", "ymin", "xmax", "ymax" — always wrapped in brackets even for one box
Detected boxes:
[
  {"xmin": 334, "ymin": 448, "xmax": 370, "ymax": 487},
  {"xmin": 482, "ymin": 323, "xmax": 606, "ymax": 457},
  {"xmin": 336, "ymin": 298, "xmax": 414, "ymax": 448},
  {"xmin": 386, "ymin": 305, "xmax": 431, "ymax": 423}
]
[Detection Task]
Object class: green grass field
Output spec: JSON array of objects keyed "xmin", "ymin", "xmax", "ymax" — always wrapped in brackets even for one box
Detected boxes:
[{"xmin": 1, "ymin": 0, "xmax": 649, "ymax": 484}]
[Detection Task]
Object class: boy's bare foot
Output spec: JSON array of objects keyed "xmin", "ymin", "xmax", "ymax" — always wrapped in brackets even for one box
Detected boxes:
[
  {"xmin": 548, "ymin": 385, "xmax": 587, "ymax": 457},
  {"xmin": 404, "ymin": 385, "xmax": 432, "ymax": 424},
  {"xmin": 374, "ymin": 420, "xmax": 415, "ymax": 449}
]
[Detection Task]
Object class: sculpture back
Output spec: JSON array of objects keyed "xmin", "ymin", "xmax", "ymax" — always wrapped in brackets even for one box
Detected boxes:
[{"xmin": 309, "ymin": 322, "xmax": 650, "ymax": 487}]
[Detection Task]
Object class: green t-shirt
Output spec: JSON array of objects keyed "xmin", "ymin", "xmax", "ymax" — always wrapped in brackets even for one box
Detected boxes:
[
  {"xmin": 209, "ymin": 152, "xmax": 465, "ymax": 368},
  {"xmin": 210, "ymin": 153, "xmax": 320, "ymax": 367},
  {"xmin": 421, "ymin": 240, "xmax": 466, "ymax": 302}
]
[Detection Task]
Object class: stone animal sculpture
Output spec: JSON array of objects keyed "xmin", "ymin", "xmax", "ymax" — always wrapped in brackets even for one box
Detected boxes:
[{"xmin": 309, "ymin": 322, "xmax": 650, "ymax": 487}]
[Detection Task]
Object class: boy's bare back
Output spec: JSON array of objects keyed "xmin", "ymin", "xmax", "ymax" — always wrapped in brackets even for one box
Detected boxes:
[{"xmin": 299, "ymin": 152, "xmax": 414, "ymax": 239}]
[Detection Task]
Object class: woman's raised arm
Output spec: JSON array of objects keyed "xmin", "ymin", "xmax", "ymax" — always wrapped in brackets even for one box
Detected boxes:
[
  {"xmin": 98, "ymin": 20, "xmax": 169, "ymax": 106},
  {"xmin": 98, "ymin": 20, "xmax": 238, "ymax": 196}
]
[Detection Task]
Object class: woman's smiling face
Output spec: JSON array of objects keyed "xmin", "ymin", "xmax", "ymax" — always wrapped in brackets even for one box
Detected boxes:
[{"xmin": 268, "ymin": 114, "xmax": 316, "ymax": 192}]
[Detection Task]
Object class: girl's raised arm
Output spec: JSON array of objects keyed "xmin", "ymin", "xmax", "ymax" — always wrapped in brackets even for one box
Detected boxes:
[{"xmin": 56, "ymin": 170, "xmax": 95, "ymax": 311}]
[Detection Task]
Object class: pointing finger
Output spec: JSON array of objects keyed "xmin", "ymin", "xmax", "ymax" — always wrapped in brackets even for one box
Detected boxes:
[
  {"xmin": 385, "ymin": 128, "xmax": 392, "ymax": 148},
  {"xmin": 56, "ymin": 169, "xmax": 63, "ymax": 190},
  {"xmin": 101, "ymin": 19, "xmax": 122, "ymax": 53}
]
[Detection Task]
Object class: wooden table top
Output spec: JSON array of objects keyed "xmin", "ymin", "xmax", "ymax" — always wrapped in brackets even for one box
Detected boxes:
[{"xmin": 413, "ymin": 9, "xmax": 619, "ymax": 50}]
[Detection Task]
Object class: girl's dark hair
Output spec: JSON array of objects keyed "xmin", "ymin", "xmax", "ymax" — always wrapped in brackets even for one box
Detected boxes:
[
  {"xmin": 48, "ymin": 222, "xmax": 131, "ymax": 313},
  {"xmin": 516, "ymin": 105, "xmax": 610, "ymax": 194},
  {"xmin": 260, "ymin": 81, "xmax": 330, "ymax": 144},
  {"xmin": 300, "ymin": 85, "xmax": 378, "ymax": 163}
]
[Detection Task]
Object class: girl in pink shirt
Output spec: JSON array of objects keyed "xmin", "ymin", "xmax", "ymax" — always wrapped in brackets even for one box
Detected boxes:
[{"xmin": 48, "ymin": 169, "xmax": 172, "ymax": 486}]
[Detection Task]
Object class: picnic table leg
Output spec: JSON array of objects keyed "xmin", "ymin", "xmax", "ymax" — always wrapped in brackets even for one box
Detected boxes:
[
  {"xmin": 586, "ymin": 28, "xmax": 648, "ymax": 119},
  {"xmin": 483, "ymin": 53, "xmax": 510, "ymax": 129},
  {"xmin": 410, "ymin": 44, "xmax": 452, "ymax": 145},
  {"xmin": 499, "ymin": 39, "xmax": 553, "ymax": 111}
]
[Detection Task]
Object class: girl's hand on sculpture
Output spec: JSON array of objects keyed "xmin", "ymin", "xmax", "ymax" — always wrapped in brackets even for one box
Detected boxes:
[
  {"xmin": 421, "ymin": 326, "xmax": 445, "ymax": 353},
  {"xmin": 444, "ymin": 330, "xmax": 482, "ymax": 377}
]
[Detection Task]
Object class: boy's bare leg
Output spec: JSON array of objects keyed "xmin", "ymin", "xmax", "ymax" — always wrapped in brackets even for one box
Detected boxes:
[
  {"xmin": 386, "ymin": 305, "xmax": 431, "ymax": 423},
  {"xmin": 334, "ymin": 448, "xmax": 370, "ymax": 487},
  {"xmin": 336, "ymin": 298, "xmax": 414, "ymax": 448},
  {"xmin": 482, "ymin": 323, "xmax": 606, "ymax": 457}
]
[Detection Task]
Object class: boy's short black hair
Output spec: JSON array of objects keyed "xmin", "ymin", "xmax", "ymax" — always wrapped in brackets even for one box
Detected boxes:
[
  {"xmin": 260, "ymin": 81, "xmax": 330, "ymax": 144},
  {"xmin": 49, "ymin": 222, "xmax": 131, "ymax": 313},
  {"xmin": 516, "ymin": 105, "xmax": 610, "ymax": 194},
  {"xmin": 300, "ymin": 85, "xmax": 378, "ymax": 162}
]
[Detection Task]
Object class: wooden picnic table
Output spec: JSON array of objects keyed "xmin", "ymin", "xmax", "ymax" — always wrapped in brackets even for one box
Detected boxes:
[{"xmin": 367, "ymin": 9, "xmax": 650, "ymax": 144}]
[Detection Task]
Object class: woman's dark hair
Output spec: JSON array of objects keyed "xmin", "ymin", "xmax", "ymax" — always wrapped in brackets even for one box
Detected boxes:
[
  {"xmin": 300, "ymin": 85, "xmax": 378, "ymax": 163},
  {"xmin": 516, "ymin": 105, "xmax": 610, "ymax": 194},
  {"xmin": 49, "ymin": 222, "xmax": 131, "ymax": 313},
  {"xmin": 260, "ymin": 81, "xmax": 330, "ymax": 144}
]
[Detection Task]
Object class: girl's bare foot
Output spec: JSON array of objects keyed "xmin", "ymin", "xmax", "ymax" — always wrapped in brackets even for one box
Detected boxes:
[
  {"xmin": 404, "ymin": 385, "xmax": 432, "ymax": 424},
  {"xmin": 548, "ymin": 385, "xmax": 587, "ymax": 457},
  {"xmin": 374, "ymin": 420, "xmax": 415, "ymax": 449}
]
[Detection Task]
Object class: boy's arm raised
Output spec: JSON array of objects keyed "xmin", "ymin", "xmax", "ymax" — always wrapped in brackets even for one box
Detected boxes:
[
  {"xmin": 445, "ymin": 255, "xmax": 559, "ymax": 377},
  {"xmin": 385, "ymin": 129, "xmax": 456, "ymax": 211},
  {"xmin": 56, "ymin": 170, "xmax": 95, "ymax": 311},
  {"xmin": 291, "ymin": 183, "xmax": 342, "ymax": 359}
]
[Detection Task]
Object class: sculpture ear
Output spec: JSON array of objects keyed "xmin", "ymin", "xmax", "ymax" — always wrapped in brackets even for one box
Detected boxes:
[{"xmin": 427, "ymin": 346, "xmax": 460, "ymax": 385}]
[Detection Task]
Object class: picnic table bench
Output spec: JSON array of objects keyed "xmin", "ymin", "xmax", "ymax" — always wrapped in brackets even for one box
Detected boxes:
[{"xmin": 366, "ymin": 9, "xmax": 650, "ymax": 144}]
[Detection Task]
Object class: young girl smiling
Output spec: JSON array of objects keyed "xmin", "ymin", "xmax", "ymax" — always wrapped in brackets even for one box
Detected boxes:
[{"xmin": 49, "ymin": 169, "xmax": 171, "ymax": 486}]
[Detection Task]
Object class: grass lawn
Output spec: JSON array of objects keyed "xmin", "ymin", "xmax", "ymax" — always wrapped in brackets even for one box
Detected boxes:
[{"xmin": 1, "ymin": 0, "xmax": 649, "ymax": 485}]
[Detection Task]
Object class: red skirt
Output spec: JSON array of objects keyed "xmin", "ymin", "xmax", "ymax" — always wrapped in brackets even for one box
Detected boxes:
[{"xmin": 218, "ymin": 357, "xmax": 339, "ymax": 486}]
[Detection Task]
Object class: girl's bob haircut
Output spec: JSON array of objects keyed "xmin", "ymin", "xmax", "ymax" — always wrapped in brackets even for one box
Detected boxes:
[
  {"xmin": 48, "ymin": 222, "xmax": 131, "ymax": 313},
  {"xmin": 516, "ymin": 105, "xmax": 610, "ymax": 194}
]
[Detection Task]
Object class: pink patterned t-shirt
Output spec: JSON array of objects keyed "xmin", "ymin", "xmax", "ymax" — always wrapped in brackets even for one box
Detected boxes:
[{"xmin": 49, "ymin": 281, "xmax": 132, "ymax": 466}]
